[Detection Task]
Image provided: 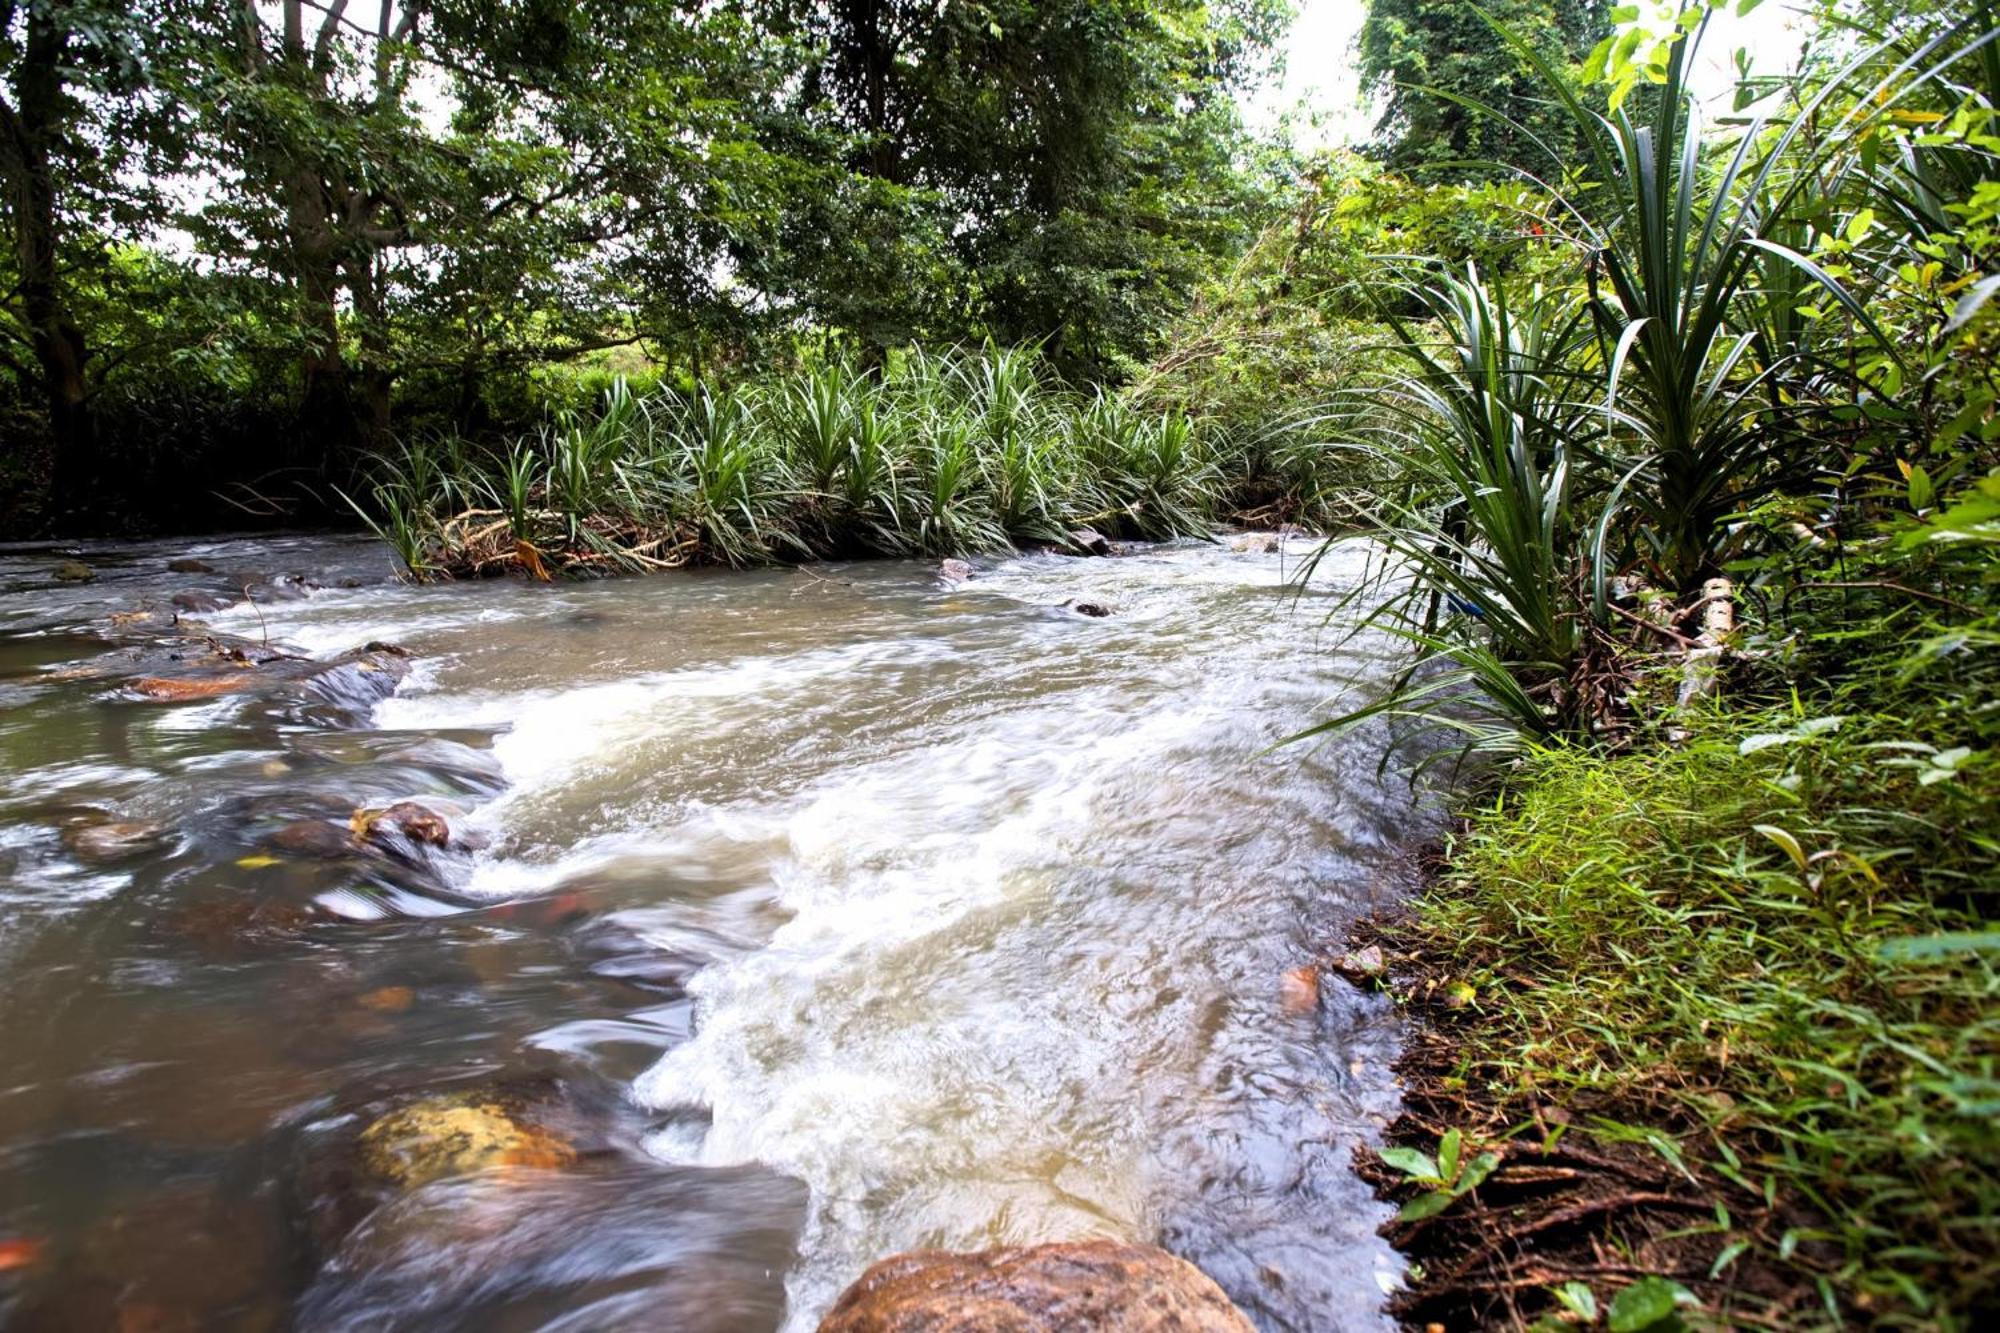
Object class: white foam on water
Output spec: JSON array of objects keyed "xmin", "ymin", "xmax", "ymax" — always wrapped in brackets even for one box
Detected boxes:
[{"xmin": 628, "ymin": 694, "xmax": 1229, "ymax": 1327}]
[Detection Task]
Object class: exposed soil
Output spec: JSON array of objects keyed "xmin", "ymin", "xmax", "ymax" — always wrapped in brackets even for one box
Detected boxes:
[{"xmin": 1344, "ymin": 870, "xmax": 1831, "ymax": 1331}]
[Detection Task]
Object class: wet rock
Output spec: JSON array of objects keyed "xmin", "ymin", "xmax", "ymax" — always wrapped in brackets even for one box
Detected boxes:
[
  {"xmin": 130, "ymin": 673, "xmax": 259, "ymax": 702},
  {"xmin": 0, "ymin": 1236, "xmax": 42, "ymax": 1271},
  {"xmin": 52, "ymin": 559, "xmax": 96, "ymax": 582},
  {"xmin": 62, "ymin": 820, "xmax": 170, "ymax": 865},
  {"xmin": 356, "ymin": 1089, "xmax": 579, "ymax": 1190},
  {"xmin": 819, "ymin": 1240, "xmax": 1255, "ymax": 1333},
  {"xmin": 1063, "ymin": 599, "xmax": 1115, "ymax": 618},
  {"xmin": 171, "ymin": 589, "xmax": 232, "ymax": 615},
  {"xmin": 938, "ymin": 558, "xmax": 974, "ymax": 584},
  {"xmin": 357, "ymin": 985, "xmax": 416, "ymax": 1014},
  {"xmin": 1279, "ymin": 963, "xmax": 1321, "ymax": 1015},
  {"xmin": 243, "ymin": 574, "xmax": 316, "ymax": 603},
  {"xmin": 165, "ymin": 896, "xmax": 327, "ymax": 956},
  {"xmin": 299, "ymin": 1159, "xmax": 805, "ymax": 1333},
  {"xmin": 267, "ymin": 819, "xmax": 361, "ymax": 858},
  {"xmin": 105, "ymin": 608, "xmax": 168, "ymax": 630},
  {"xmin": 166, "ymin": 558, "xmax": 218, "ymax": 574},
  {"xmin": 1228, "ymin": 532, "xmax": 1282, "ymax": 554},
  {"xmin": 1067, "ymin": 527, "xmax": 1114, "ymax": 557},
  {"xmin": 1329, "ymin": 945, "xmax": 1386, "ymax": 985},
  {"xmin": 299, "ymin": 645, "xmax": 411, "ymax": 713},
  {"xmin": 354, "ymin": 801, "xmax": 451, "ymax": 850},
  {"xmin": 7, "ymin": 1183, "xmax": 283, "ymax": 1333}
]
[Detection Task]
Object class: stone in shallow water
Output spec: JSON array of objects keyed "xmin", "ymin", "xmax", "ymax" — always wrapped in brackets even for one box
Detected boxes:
[
  {"xmin": 357, "ymin": 1090, "xmax": 579, "ymax": 1190},
  {"xmin": 62, "ymin": 819, "xmax": 169, "ymax": 864},
  {"xmin": 817, "ymin": 1239, "xmax": 1256, "ymax": 1333}
]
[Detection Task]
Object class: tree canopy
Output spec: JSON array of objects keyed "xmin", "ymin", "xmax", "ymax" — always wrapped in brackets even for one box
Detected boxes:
[{"xmin": 0, "ymin": 0, "xmax": 1285, "ymax": 531}]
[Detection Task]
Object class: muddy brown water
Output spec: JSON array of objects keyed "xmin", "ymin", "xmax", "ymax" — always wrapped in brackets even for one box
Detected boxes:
[{"xmin": 0, "ymin": 533, "xmax": 1432, "ymax": 1331}]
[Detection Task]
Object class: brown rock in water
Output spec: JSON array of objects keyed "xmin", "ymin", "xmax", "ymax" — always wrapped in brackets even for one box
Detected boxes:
[
  {"xmin": 52, "ymin": 560, "xmax": 95, "ymax": 583},
  {"xmin": 166, "ymin": 558, "xmax": 217, "ymax": 574},
  {"xmin": 62, "ymin": 820, "xmax": 169, "ymax": 864},
  {"xmin": 818, "ymin": 1240, "xmax": 1254, "ymax": 1333},
  {"xmin": 1063, "ymin": 600, "xmax": 1114, "ymax": 618},
  {"xmin": 353, "ymin": 801, "xmax": 451, "ymax": 849},
  {"xmin": 938, "ymin": 558, "xmax": 974, "ymax": 583},
  {"xmin": 267, "ymin": 819, "xmax": 360, "ymax": 858},
  {"xmin": 130, "ymin": 674, "xmax": 258, "ymax": 702},
  {"xmin": 1279, "ymin": 964, "xmax": 1320, "ymax": 1015},
  {"xmin": 1328, "ymin": 945, "xmax": 1386, "ymax": 986},
  {"xmin": 357, "ymin": 1090, "xmax": 578, "ymax": 1190},
  {"xmin": 1228, "ymin": 533, "xmax": 1281, "ymax": 555}
]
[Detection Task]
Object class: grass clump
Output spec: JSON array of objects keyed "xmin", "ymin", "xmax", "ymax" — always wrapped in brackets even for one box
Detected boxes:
[
  {"xmin": 1408, "ymin": 689, "xmax": 1998, "ymax": 1324},
  {"xmin": 352, "ymin": 345, "xmax": 1295, "ymax": 580}
]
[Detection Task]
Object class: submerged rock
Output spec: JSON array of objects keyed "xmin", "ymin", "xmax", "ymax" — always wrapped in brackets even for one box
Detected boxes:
[
  {"xmin": 62, "ymin": 820, "xmax": 170, "ymax": 865},
  {"xmin": 52, "ymin": 560, "xmax": 95, "ymax": 583},
  {"xmin": 130, "ymin": 673, "xmax": 260, "ymax": 701},
  {"xmin": 1228, "ymin": 532, "xmax": 1282, "ymax": 554},
  {"xmin": 938, "ymin": 558, "xmax": 974, "ymax": 584},
  {"xmin": 266, "ymin": 819, "xmax": 360, "ymax": 859},
  {"xmin": 357, "ymin": 1089, "xmax": 579, "ymax": 1190},
  {"xmin": 819, "ymin": 1240, "xmax": 1255, "ymax": 1333},
  {"xmin": 1063, "ymin": 599, "xmax": 1115, "ymax": 619},
  {"xmin": 171, "ymin": 589, "xmax": 232, "ymax": 615},
  {"xmin": 1279, "ymin": 963, "xmax": 1321, "ymax": 1015},
  {"xmin": 166, "ymin": 557, "xmax": 218, "ymax": 574}
]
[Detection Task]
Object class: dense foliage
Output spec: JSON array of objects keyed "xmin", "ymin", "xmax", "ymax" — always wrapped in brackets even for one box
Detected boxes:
[
  {"xmin": 1305, "ymin": 1, "xmax": 1999, "ymax": 1325},
  {"xmin": 358, "ymin": 345, "xmax": 1245, "ymax": 578},
  {"xmin": 0, "ymin": 0, "xmax": 1284, "ymax": 534},
  {"xmin": 1358, "ymin": 0, "xmax": 1612, "ymax": 177}
]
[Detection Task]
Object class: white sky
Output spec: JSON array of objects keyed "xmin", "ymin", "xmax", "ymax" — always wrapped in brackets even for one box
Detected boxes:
[{"xmin": 1245, "ymin": 0, "xmax": 1816, "ymax": 148}]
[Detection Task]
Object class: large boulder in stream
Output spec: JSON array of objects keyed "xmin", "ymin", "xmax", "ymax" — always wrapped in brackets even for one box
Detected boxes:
[{"xmin": 818, "ymin": 1240, "xmax": 1255, "ymax": 1333}]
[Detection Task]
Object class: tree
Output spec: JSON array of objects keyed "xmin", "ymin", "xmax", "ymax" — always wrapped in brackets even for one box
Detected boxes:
[
  {"xmin": 191, "ymin": 1, "xmax": 787, "ymax": 459},
  {"xmin": 742, "ymin": 0, "xmax": 1289, "ymax": 375},
  {"xmin": 0, "ymin": 0, "xmax": 189, "ymax": 513},
  {"xmin": 1358, "ymin": 0, "xmax": 1611, "ymax": 181}
]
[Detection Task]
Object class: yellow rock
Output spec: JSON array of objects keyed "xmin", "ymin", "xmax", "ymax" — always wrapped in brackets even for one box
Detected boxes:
[{"xmin": 358, "ymin": 1092, "xmax": 576, "ymax": 1189}]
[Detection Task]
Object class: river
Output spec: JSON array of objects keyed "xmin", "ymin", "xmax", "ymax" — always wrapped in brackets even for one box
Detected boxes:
[{"xmin": 0, "ymin": 533, "xmax": 1431, "ymax": 1331}]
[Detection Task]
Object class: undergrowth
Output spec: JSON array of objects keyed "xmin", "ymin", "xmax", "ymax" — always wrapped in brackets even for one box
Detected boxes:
[
  {"xmin": 353, "ymin": 345, "xmax": 1352, "ymax": 579},
  {"xmin": 1410, "ymin": 672, "xmax": 1998, "ymax": 1324}
]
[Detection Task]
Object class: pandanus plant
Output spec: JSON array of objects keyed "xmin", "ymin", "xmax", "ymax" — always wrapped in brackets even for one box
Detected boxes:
[
  {"xmin": 1301, "ymin": 267, "xmax": 1605, "ymax": 759},
  {"xmin": 1484, "ymin": 4, "xmax": 1925, "ymax": 595}
]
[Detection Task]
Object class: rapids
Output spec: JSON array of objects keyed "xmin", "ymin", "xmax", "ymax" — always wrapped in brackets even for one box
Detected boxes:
[{"xmin": 0, "ymin": 533, "xmax": 1433, "ymax": 1331}]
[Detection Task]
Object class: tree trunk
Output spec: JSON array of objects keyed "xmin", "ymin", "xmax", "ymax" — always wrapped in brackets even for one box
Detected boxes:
[{"xmin": 2, "ymin": 6, "xmax": 95, "ymax": 520}]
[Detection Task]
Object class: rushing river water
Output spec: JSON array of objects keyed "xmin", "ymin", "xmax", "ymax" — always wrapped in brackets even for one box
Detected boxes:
[{"xmin": 0, "ymin": 532, "xmax": 1432, "ymax": 1331}]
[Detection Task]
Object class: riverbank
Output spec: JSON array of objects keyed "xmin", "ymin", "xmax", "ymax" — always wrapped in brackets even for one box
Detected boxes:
[{"xmin": 1350, "ymin": 688, "xmax": 1998, "ymax": 1329}]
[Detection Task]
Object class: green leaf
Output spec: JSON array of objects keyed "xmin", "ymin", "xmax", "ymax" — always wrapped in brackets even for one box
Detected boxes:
[
  {"xmin": 1397, "ymin": 1190, "xmax": 1457, "ymax": 1222},
  {"xmin": 1555, "ymin": 1281, "xmax": 1600, "ymax": 1320},
  {"xmin": 1378, "ymin": 1146, "xmax": 1439, "ymax": 1181},
  {"xmin": 1438, "ymin": 1128, "xmax": 1462, "ymax": 1181},
  {"xmin": 1457, "ymin": 1151, "xmax": 1501, "ymax": 1193},
  {"xmin": 1608, "ymin": 1276, "xmax": 1693, "ymax": 1331},
  {"xmin": 1754, "ymin": 824, "xmax": 1808, "ymax": 872},
  {"xmin": 1878, "ymin": 930, "xmax": 2000, "ymax": 961}
]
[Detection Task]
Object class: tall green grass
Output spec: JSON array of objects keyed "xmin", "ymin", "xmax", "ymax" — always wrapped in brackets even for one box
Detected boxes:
[{"xmin": 354, "ymin": 345, "xmax": 1248, "ymax": 578}]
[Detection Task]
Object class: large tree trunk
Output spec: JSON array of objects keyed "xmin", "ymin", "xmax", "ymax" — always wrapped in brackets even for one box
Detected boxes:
[{"xmin": 2, "ymin": 5, "xmax": 95, "ymax": 520}]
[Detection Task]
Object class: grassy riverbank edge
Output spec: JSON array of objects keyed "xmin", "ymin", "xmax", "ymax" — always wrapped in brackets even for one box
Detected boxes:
[{"xmin": 1343, "ymin": 703, "xmax": 1998, "ymax": 1331}]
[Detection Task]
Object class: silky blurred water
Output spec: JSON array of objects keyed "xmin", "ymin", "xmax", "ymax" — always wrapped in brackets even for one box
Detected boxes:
[{"xmin": 0, "ymin": 533, "xmax": 1430, "ymax": 1331}]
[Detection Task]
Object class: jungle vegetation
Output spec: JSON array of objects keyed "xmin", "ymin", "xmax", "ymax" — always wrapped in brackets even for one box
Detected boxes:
[{"xmin": 3, "ymin": 2, "xmax": 1997, "ymax": 1324}]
